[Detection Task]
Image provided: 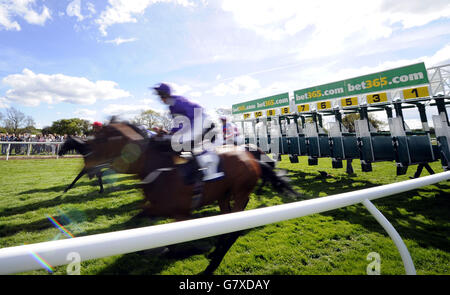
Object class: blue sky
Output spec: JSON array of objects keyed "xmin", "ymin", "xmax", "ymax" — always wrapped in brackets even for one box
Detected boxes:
[{"xmin": 1, "ymin": 0, "xmax": 450, "ymax": 129}]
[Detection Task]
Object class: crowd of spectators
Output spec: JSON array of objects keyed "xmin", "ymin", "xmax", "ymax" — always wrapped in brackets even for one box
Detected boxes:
[{"xmin": 0, "ymin": 133, "xmax": 84, "ymax": 156}]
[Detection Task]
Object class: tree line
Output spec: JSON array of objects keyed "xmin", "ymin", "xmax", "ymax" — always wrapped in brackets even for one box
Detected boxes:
[
  {"xmin": 0, "ymin": 107, "xmax": 173, "ymax": 136},
  {"xmin": 0, "ymin": 107, "xmax": 37, "ymax": 135}
]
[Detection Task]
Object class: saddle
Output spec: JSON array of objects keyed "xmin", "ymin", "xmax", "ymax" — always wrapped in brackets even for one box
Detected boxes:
[
  {"xmin": 173, "ymin": 150, "xmax": 224, "ymax": 210},
  {"xmin": 174, "ymin": 150, "xmax": 224, "ymax": 185}
]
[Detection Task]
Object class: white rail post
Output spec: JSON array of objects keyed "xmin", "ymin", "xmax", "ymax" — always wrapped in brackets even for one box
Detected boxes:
[
  {"xmin": 362, "ymin": 199, "xmax": 416, "ymax": 275},
  {"xmin": 6, "ymin": 143, "xmax": 10, "ymax": 161}
]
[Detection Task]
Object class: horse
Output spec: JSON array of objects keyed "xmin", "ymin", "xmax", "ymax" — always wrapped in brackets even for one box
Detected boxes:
[
  {"xmin": 58, "ymin": 136, "xmax": 107, "ymax": 193},
  {"xmin": 58, "ymin": 122, "xmax": 151, "ymax": 193},
  {"xmin": 60, "ymin": 122, "xmax": 300, "ymax": 274}
]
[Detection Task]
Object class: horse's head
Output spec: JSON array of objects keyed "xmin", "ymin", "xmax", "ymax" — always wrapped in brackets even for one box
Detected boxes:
[
  {"xmin": 58, "ymin": 136, "xmax": 89, "ymax": 156},
  {"xmin": 84, "ymin": 122, "xmax": 152, "ymax": 173}
]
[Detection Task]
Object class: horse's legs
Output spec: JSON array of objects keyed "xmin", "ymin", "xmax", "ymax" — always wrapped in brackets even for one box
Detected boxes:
[
  {"xmin": 201, "ymin": 190, "xmax": 251, "ymax": 275},
  {"xmin": 202, "ymin": 230, "xmax": 245, "ymax": 275},
  {"xmin": 96, "ymin": 171, "xmax": 104, "ymax": 193},
  {"xmin": 64, "ymin": 168, "xmax": 86, "ymax": 193},
  {"xmin": 218, "ymin": 199, "xmax": 232, "ymax": 214}
]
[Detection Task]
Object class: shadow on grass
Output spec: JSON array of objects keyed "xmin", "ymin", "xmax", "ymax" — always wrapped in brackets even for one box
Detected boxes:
[
  {"xmin": 0, "ymin": 182, "xmax": 142, "ymax": 218},
  {"xmin": 252, "ymin": 169, "xmax": 378, "ymax": 206},
  {"xmin": 0, "ymin": 197, "xmax": 144, "ymax": 238},
  {"xmin": 96, "ymin": 198, "xmax": 257, "ymax": 274},
  {"xmin": 321, "ymin": 187, "xmax": 450, "ymax": 252},
  {"xmin": 17, "ymin": 174, "xmax": 137, "ymax": 196},
  {"xmin": 97, "ymin": 235, "xmax": 218, "ymax": 275},
  {"xmin": 253, "ymin": 167, "xmax": 450, "ymax": 252}
]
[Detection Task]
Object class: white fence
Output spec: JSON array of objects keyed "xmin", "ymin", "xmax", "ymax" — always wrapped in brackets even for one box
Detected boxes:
[
  {"xmin": 0, "ymin": 141, "xmax": 65, "ymax": 160},
  {"xmin": 0, "ymin": 171, "xmax": 449, "ymax": 275}
]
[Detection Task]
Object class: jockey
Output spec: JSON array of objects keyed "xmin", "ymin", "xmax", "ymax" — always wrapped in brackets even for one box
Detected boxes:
[
  {"xmin": 92, "ymin": 121, "xmax": 103, "ymax": 133},
  {"xmin": 152, "ymin": 83, "xmax": 216, "ymax": 150},
  {"xmin": 220, "ymin": 115, "xmax": 243, "ymax": 145},
  {"xmin": 151, "ymin": 83, "xmax": 223, "ymax": 182}
]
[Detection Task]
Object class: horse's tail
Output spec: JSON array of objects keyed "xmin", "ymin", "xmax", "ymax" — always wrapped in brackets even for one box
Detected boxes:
[
  {"xmin": 257, "ymin": 161, "xmax": 301, "ymax": 198},
  {"xmin": 244, "ymin": 144, "xmax": 275, "ymax": 168}
]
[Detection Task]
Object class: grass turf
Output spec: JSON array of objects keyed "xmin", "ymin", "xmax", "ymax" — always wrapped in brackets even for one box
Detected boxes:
[{"xmin": 0, "ymin": 156, "xmax": 448, "ymax": 275}]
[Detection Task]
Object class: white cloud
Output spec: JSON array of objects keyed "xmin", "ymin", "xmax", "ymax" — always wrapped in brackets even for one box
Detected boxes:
[
  {"xmin": 74, "ymin": 108, "xmax": 97, "ymax": 121},
  {"xmin": 209, "ymin": 75, "xmax": 261, "ymax": 97},
  {"xmin": 2, "ymin": 69, "xmax": 131, "ymax": 107},
  {"xmin": 0, "ymin": 96, "xmax": 9, "ymax": 108},
  {"xmin": 102, "ymin": 97, "xmax": 167, "ymax": 118},
  {"xmin": 189, "ymin": 91, "xmax": 202, "ymax": 97},
  {"xmin": 104, "ymin": 37, "xmax": 138, "ymax": 45},
  {"xmin": 66, "ymin": 0, "xmax": 84, "ymax": 21},
  {"xmin": 221, "ymin": 0, "xmax": 450, "ymax": 59},
  {"xmin": 103, "ymin": 103, "xmax": 148, "ymax": 117},
  {"xmin": 95, "ymin": 0, "xmax": 196, "ymax": 36},
  {"xmin": 87, "ymin": 2, "xmax": 96, "ymax": 16},
  {"xmin": 169, "ymin": 82, "xmax": 192, "ymax": 96},
  {"xmin": 333, "ymin": 43, "xmax": 450, "ymax": 82},
  {"xmin": 0, "ymin": 0, "xmax": 52, "ymax": 31},
  {"xmin": 425, "ymin": 43, "xmax": 450, "ymax": 67}
]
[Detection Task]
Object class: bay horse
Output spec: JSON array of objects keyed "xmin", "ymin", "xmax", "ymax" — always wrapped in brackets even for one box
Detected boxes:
[
  {"xmin": 58, "ymin": 136, "xmax": 106, "ymax": 193},
  {"xmin": 58, "ymin": 123, "xmax": 149, "ymax": 193},
  {"xmin": 60, "ymin": 122, "xmax": 300, "ymax": 274}
]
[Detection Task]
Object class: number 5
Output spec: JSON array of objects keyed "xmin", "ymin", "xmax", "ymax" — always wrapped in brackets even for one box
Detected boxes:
[{"xmin": 345, "ymin": 98, "xmax": 352, "ymax": 106}]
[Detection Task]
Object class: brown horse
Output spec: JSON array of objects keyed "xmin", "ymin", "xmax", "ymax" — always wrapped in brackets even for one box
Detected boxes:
[
  {"xmin": 58, "ymin": 123, "xmax": 149, "ymax": 193},
  {"xmin": 61, "ymin": 122, "xmax": 300, "ymax": 274}
]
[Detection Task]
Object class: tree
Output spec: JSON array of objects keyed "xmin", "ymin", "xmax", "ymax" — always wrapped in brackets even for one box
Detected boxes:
[
  {"xmin": 41, "ymin": 126, "xmax": 52, "ymax": 135},
  {"xmin": 22, "ymin": 116, "xmax": 36, "ymax": 133},
  {"xmin": 4, "ymin": 107, "xmax": 26, "ymax": 134},
  {"xmin": 133, "ymin": 109, "xmax": 162, "ymax": 128},
  {"xmin": 24, "ymin": 116, "xmax": 35, "ymax": 128},
  {"xmin": 132, "ymin": 109, "xmax": 172, "ymax": 131},
  {"xmin": 158, "ymin": 112, "xmax": 173, "ymax": 131},
  {"xmin": 49, "ymin": 118, "xmax": 91, "ymax": 135},
  {"xmin": 342, "ymin": 113, "xmax": 385, "ymax": 132}
]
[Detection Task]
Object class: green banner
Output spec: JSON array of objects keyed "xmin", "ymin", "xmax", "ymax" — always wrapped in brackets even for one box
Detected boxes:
[
  {"xmin": 232, "ymin": 92, "xmax": 289, "ymax": 114},
  {"xmin": 294, "ymin": 62, "xmax": 429, "ymax": 104}
]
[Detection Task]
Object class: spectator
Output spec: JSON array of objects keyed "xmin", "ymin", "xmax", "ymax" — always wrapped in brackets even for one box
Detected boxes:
[{"xmin": 1, "ymin": 133, "xmax": 8, "ymax": 155}]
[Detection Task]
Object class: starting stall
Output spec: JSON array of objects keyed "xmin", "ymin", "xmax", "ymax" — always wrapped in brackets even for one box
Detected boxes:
[{"xmin": 231, "ymin": 62, "xmax": 450, "ymax": 177}]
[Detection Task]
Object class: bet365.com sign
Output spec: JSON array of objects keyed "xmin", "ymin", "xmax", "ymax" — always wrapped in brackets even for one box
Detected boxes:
[{"xmin": 294, "ymin": 62, "xmax": 429, "ymax": 104}]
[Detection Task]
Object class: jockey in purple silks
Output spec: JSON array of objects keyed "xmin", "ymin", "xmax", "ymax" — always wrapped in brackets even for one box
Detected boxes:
[
  {"xmin": 152, "ymin": 82, "xmax": 215, "ymax": 149},
  {"xmin": 150, "ymin": 83, "xmax": 224, "ymax": 182}
]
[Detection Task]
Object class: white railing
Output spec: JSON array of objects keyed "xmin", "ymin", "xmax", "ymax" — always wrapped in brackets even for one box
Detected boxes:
[
  {"xmin": 0, "ymin": 141, "xmax": 65, "ymax": 160},
  {"xmin": 0, "ymin": 171, "xmax": 448, "ymax": 275}
]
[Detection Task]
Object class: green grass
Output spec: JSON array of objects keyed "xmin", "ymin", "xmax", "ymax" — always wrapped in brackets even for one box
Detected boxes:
[{"xmin": 0, "ymin": 156, "xmax": 449, "ymax": 275}]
